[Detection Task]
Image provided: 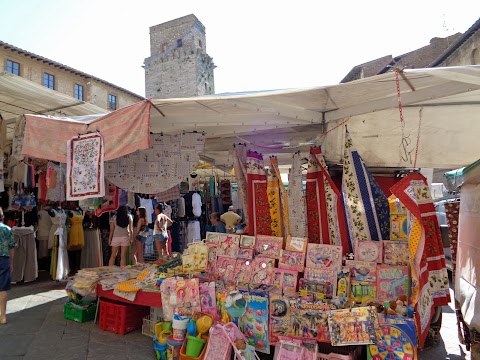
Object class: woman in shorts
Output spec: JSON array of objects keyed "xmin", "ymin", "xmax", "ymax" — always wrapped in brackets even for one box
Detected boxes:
[
  {"xmin": 153, "ymin": 204, "xmax": 173, "ymax": 259},
  {"xmin": 132, "ymin": 207, "xmax": 149, "ymax": 264},
  {"xmin": 108, "ymin": 206, "xmax": 133, "ymax": 267}
]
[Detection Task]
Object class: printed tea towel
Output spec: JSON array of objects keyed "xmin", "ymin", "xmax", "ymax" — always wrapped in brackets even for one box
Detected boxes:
[{"xmin": 66, "ymin": 133, "xmax": 105, "ymax": 200}]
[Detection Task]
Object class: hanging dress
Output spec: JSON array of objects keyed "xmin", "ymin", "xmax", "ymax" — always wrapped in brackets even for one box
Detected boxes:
[
  {"xmin": 55, "ymin": 226, "xmax": 70, "ymax": 280},
  {"xmin": 48, "ymin": 210, "xmax": 67, "ymax": 250},
  {"xmin": 68, "ymin": 212, "xmax": 85, "ymax": 251}
]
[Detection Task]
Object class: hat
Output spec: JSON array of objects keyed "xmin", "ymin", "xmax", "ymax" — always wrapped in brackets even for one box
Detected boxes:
[{"xmin": 228, "ymin": 205, "xmax": 234, "ymax": 210}]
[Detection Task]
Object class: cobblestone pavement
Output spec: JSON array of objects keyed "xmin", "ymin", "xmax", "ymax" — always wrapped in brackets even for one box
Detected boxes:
[{"xmin": 0, "ymin": 271, "xmax": 472, "ymax": 359}]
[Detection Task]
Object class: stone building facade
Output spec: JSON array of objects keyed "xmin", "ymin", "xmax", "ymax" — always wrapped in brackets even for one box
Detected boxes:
[
  {"xmin": 144, "ymin": 14, "xmax": 216, "ymax": 99},
  {"xmin": 0, "ymin": 41, "xmax": 144, "ymax": 111}
]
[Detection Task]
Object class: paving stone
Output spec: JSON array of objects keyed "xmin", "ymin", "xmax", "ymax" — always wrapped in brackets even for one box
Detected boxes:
[{"xmin": 0, "ymin": 334, "xmax": 35, "ymax": 356}]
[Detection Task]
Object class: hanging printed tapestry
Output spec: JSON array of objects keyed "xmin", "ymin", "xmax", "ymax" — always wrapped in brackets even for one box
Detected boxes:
[
  {"xmin": 66, "ymin": 133, "xmax": 105, "ymax": 200},
  {"xmin": 247, "ymin": 151, "xmax": 271, "ymax": 236},
  {"xmin": 306, "ymin": 147, "xmax": 349, "ymax": 253},
  {"xmin": 390, "ymin": 173, "xmax": 450, "ymax": 349},
  {"xmin": 342, "ymin": 129, "xmax": 390, "ymax": 251},
  {"xmin": 288, "ymin": 152, "xmax": 307, "ymax": 238},
  {"xmin": 270, "ymin": 156, "xmax": 289, "ymax": 237},
  {"xmin": 105, "ymin": 133, "xmax": 205, "ymax": 194}
]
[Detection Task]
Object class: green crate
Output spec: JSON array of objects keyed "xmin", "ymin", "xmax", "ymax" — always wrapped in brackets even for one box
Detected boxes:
[{"xmin": 64, "ymin": 300, "xmax": 97, "ymax": 323}]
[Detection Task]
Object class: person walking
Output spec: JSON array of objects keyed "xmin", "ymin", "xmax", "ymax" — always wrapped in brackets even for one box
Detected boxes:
[
  {"xmin": 0, "ymin": 207, "xmax": 16, "ymax": 324},
  {"xmin": 108, "ymin": 206, "xmax": 133, "ymax": 267}
]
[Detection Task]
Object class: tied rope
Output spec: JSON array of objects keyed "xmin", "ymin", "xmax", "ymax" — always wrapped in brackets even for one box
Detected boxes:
[{"xmin": 395, "ymin": 68, "xmax": 421, "ymax": 167}]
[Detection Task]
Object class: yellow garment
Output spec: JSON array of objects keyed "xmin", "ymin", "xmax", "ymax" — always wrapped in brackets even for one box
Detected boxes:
[
  {"xmin": 220, "ymin": 211, "xmax": 241, "ymax": 229},
  {"xmin": 409, "ymin": 218, "xmax": 422, "ymax": 304},
  {"xmin": 68, "ymin": 212, "xmax": 85, "ymax": 250}
]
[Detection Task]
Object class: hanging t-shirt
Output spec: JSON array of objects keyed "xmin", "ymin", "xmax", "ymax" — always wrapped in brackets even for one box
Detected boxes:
[
  {"xmin": 178, "ymin": 197, "xmax": 186, "ymax": 218},
  {"xmin": 140, "ymin": 198, "xmax": 154, "ymax": 223},
  {"xmin": 192, "ymin": 193, "xmax": 202, "ymax": 217}
]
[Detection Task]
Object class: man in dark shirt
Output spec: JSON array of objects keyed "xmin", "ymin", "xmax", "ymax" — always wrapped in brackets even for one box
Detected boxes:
[{"xmin": 209, "ymin": 212, "xmax": 226, "ymax": 233}]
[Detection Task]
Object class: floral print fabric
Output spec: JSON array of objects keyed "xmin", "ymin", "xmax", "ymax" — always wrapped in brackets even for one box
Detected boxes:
[
  {"xmin": 247, "ymin": 151, "xmax": 271, "ymax": 236},
  {"xmin": 390, "ymin": 173, "xmax": 451, "ymax": 349},
  {"xmin": 67, "ymin": 133, "xmax": 105, "ymax": 200},
  {"xmin": 269, "ymin": 156, "xmax": 289, "ymax": 237},
  {"xmin": 341, "ymin": 130, "xmax": 390, "ymax": 251},
  {"xmin": 445, "ymin": 201, "xmax": 460, "ymax": 284},
  {"xmin": 306, "ymin": 147, "xmax": 349, "ymax": 253},
  {"xmin": 288, "ymin": 153, "xmax": 307, "ymax": 238}
]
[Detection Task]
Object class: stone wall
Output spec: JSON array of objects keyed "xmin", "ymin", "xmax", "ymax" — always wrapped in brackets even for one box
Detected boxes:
[{"xmin": 439, "ymin": 31, "xmax": 480, "ymax": 66}]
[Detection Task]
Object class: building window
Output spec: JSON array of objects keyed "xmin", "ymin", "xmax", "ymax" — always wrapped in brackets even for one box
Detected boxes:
[
  {"xmin": 177, "ymin": 39, "xmax": 183, "ymax": 48},
  {"xmin": 6, "ymin": 60, "xmax": 20, "ymax": 75},
  {"xmin": 43, "ymin": 72, "xmax": 54, "ymax": 89},
  {"xmin": 198, "ymin": 40, "xmax": 202, "ymax": 48},
  {"xmin": 108, "ymin": 94, "xmax": 117, "ymax": 110},
  {"xmin": 161, "ymin": 42, "xmax": 168, "ymax": 52},
  {"xmin": 74, "ymin": 84, "xmax": 84, "ymax": 101}
]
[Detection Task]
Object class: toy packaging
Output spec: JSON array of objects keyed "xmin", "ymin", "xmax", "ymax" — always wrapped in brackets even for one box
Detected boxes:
[
  {"xmin": 269, "ymin": 294, "xmax": 291, "ymax": 345},
  {"xmin": 234, "ymin": 259, "xmax": 254, "ymax": 284},
  {"xmin": 302, "ymin": 268, "xmax": 337, "ymax": 299},
  {"xmin": 206, "ymin": 231, "xmax": 220, "ymax": 246},
  {"xmin": 173, "ymin": 278, "xmax": 201, "ymax": 317},
  {"xmin": 251, "ymin": 256, "xmax": 276, "ymax": 285},
  {"xmin": 376, "ymin": 265, "xmax": 409, "ymax": 302},
  {"xmin": 255, "ymin": 235, "xmax": 283, "ymax": 259},
  {"xmin": 355, "ymin": 240, "xmax": 383, "ymax": 263},
  {"xmin": 284, "ymin": 236, "xmax": 308, "ymax": 253},
  {"xmin": 206, "ymin": 246, "xmax": 219, "ymax": 274},
  {"xmin": 336, "ymin": 267, "xmax": 351, "ymax": 305},
  {"xmin": 237, "ymin": 247, "xmax": 255, "ymax": 260},
  {"xmin": 239, "ymin": 291, "xmax": 270, "ymax": 354},
  {"xmin": 327, "ymin": 306, "xmax": 381, "ymax": 346},
  {"xmin": 383, "ymin": 241, "xmax": 409, "ymax": 266},
  {"xmin": 288, "ymin": 299, "xmax": 336, "ymax": 343},
  {"xmin": 240, "ymin": 235, "xmax": 256, "ymax": 249},
  {"xmin": 345, "ymin": 260, "xmax": 377, "ymax": 282},
  {"xmin": 278, "ymin": 249, "xmax": 306, "ymax": 272},
  {"xmin": 390, "ymin": 213, "xmax": 408, "ymax": 240},
  {"xmin": 199, "ymin": 281, "xmax": 217, "ymax": 320},
  {"xmin": 216, "ymin": 256, "xmax": 238, "ymax": 282},
  {"xmin": 272, "ymin": 268, "xmax": 298, "ymax": 293},
  {"xmin": 306, "ymin": 244, "xmax": 342, "ymax": 269},
  {"xmin": 218, "ymin": 233, "xmax": 241, "ymax": 257}
]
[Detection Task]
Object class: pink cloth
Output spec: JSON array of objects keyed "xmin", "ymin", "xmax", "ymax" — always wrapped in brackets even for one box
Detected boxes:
[{"xmin": 23, "ymin": 100, "xmax": 151, "ymax": 162}]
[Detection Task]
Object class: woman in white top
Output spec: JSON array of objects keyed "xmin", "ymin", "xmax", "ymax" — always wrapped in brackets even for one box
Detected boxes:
[
  {"xmin": 108, "ymin": 206, "xmax": 133, "ymax": 267},
  {"xmin": 153, "ymin": 204, "xmax": 173, "ymax": 259}
]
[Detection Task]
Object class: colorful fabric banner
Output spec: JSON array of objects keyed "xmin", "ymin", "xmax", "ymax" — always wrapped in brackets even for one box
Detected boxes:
[
  {"xmin": 95, "ymin": 180, "xmax": 120, "ymax": 217},
  {"xmin": 306, "ymin": 147, "xmax": 349, "ymax": 253},
  {"xmin": 269, "ymin": 156, "xmax": 289, "ymax": 237},
  {"xmin": 247, "ymin": 151, "xmax": 271, "ymax": 236},
  {"xmin": 232, "ymin": 144, "xmax": 249, "ymax": 222},
  {"xmin": 342, "ymin": 130, "xmax": 390, "ymax": 250},
  {"xmin": 267, "ymin": 166, "xmax": 283, "ymax": 237},
  {"xmin": 445, "ymin": 201, "xmax": 460, "ymax": 284},
  {"xmin": 66, "ymin": 133, "xmax": 105, "ymax": 200},
  {"xmin": 23, "ymin": 100, "xmax": 151, "ymax": 163},
  {"xmin": 390, "ymin": 173, "xmax": 451, "ymax": 349},
  {"xmin": 288, "ymin": 152, "xmax": 307, "ymax": 238}
]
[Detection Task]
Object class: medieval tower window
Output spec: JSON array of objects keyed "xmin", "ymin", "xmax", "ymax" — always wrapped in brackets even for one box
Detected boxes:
[
  {"xmin": 161, "ymin": 43, "xmax": 168, "ymax": 53},
  {"xmin": 177, "ymin": 39, "xmax": 183, "ymax": 48},
  {"xmin": 198, "ymin": 40, "xmax": 202, "ymax": 48},
  {"xmin": 472, "ymin": 48, "xmax": 479, "ymax": 65}
]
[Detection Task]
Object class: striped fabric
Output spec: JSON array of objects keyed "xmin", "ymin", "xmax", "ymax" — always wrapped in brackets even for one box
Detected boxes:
[
  {"xmin": 341, "ymin": 130, "xmax": 390, "ymax": 251},
  {"xmin": 306, "ymin": 147, "xmax": 349, "ymax": 253}
]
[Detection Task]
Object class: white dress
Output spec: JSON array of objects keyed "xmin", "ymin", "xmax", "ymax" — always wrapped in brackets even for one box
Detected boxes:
[
  {"xmin": 48, "ymin": 209, "xmax": 68, "ymax": 249},
  {"xmin": 55, "ymin": 226, "xmax": 70, "ymax": 280}
]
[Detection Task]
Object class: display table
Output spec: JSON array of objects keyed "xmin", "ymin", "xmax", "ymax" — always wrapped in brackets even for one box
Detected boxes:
[{"xmin": 96, "ymin": 284, "xmax": 163, "ymax": 308}]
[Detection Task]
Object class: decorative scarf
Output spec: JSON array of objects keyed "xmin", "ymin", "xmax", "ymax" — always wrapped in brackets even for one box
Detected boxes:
[
  {"xmin": 342, "ymin": 129, "xmax": 390, "ymax": 251},
  {"xmin": 306, "ymin": 147, "xmax": 349, "ymax": 253},
  {"xmin": 390, "ymin": 173, "xmax": 450, "ymax": 349},
  {"xmin": 246, "ymin": 151, "xmax": 271, "ymax": 236},
  {"xmin": 288, "ymin": 152, "xmax": 307, "ymax": 238}
]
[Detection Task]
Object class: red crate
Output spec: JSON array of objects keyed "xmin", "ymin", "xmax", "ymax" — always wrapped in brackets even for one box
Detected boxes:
[{"xmin": 98, "ymin": 298, "xmax": 150, "ymax": 335}]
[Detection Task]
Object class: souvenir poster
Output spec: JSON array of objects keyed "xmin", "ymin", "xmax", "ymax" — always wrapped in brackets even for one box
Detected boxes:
[
  {"xmin": 285, "ymin": 236, "xmax": 308, "ymax": 253},
  {"xmin": 252, "ymin": 257, "xmax": 276, "ymax": 285},
  {"xmin": 376, "ymin": 265, "xmax": 409, "ymax": 302},
  {"xmin": 390, "ymin": 213, "xmax": 408, "ymax": 240},
  {"xmin": 328, "ymin": 306, "xmax": 381, "ymax": 346},
  {"xmin": 355, "ymin": 240, "xmax": 383, "ymax": 263},
  {"xmin": 255, "ymin": 234, "xmax": 283, "ymax": 259},
  {"xmin": 218, "ymin": 233, "xmax": 241, "ymax": 257},
  {"xmin": 369, "ymin": 314, "xmax": 417, "ymax": 360},
  {"xmin": 383, "ymin": 241, "xmax": 409, "ymax": 266},
  {"xmin": 206, "ymin": 246, "xmax": 218, "ymax": 274},
  {"xmin": 288, "ymin": 299, "xmax": 336, "ymax": 343},
  {"xmin": 237, "ymin": 247, "xmax": 254, "ymax": 260},
  {"xmin": 215, "ymin": 256, "xmax": 237, "ymax": 282},
  {"xmin": 205, "ymin": 232, "xmax": 220, "ymax": 246},
  {"xmin": 234, "ymin": 259, "xmax": 254, "ymax": 284},
  {"xmin": 278, "ymin": 249, "xmax": 306, "ymax": 272},
  {"xmin": 306, "ymin": 244, "xmax": 342, "ymax": 269},
  {"xmin": 269, "ymin": 294, "xmax": 291, "ymax": 345},
  {"xmin": 240, "ymin": 235, "xmax": 256, "ymax": 249},
  {"xmin": 273, "ymin": 269, "xmax": 298, "ymax": 293},
  {"xmin": 239, "ymin": 291, "xmax": 270, "ymax": 354},
  {"xmin": 301, "ymin": 269, "xmax": 337, "ymax": 299}
]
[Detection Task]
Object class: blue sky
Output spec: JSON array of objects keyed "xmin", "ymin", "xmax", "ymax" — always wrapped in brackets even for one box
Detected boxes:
[{"xmin": 1, "ymin": 1, "xmax": 478, "ymax": 96}]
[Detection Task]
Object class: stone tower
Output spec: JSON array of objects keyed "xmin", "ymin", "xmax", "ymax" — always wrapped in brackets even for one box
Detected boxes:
[{"xmin": 144, "ymin": 14, "xmax": 216, "ymax": 99}]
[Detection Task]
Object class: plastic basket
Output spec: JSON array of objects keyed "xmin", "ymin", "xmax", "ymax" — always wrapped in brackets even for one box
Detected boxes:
[
  {"xmin": 99, "ymin": 298, "xmax": 149, "ymax": 335},
  {"xmin": 317, "ymin": 353, "xmax": 352, "ymax": 360},
  {"xmin": 223, "ymin": 322, "xmax": 261, "ymax": 360},
  {"xmin": 203, "ymin": 324, "xmax": 232, "ymax": 360},
  {"xmin": 150, "ymin": 306, "xmax": 164, "ymax": 323},
  {"xmin": 64, "ymin": 300, "xmax": 97, "ymax": 323},
  {"xmin": 142, "ymin": 315, "xmax": 158, "ymax": 337}
]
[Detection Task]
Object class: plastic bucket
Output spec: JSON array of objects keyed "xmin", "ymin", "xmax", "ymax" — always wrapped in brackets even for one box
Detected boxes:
[
  {"xmin": 185, "ymin": 335, "xmax": 206, "ymax": 358},
  {"xmin": 163, "ymin": 321, "xmax": 173, "ymax": 331},
  {"xmin": 166, "ymin": 335, "xmax": 183, "ymax": 360},
  {"xmin": 154, "ymin": 343, "xmax": 168, "ymax": 360},
  {"xmin": 172, "ymin": 318, "xmax": 189, "ymax": 340}
]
